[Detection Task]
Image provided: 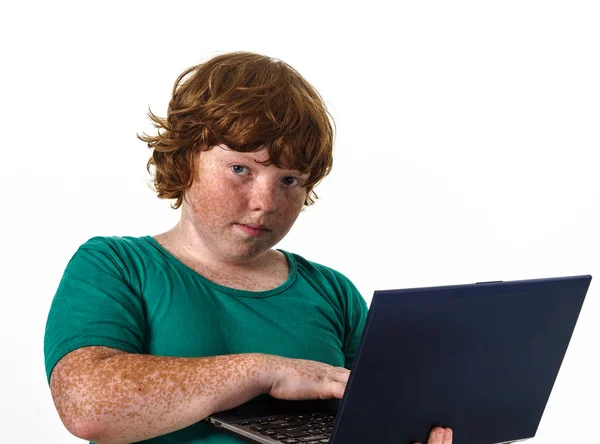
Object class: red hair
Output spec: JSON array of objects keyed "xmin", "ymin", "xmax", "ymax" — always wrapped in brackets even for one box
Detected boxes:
[{"xmin": 138, "ymin": 52, "xmax": 335, "ymax": 208}]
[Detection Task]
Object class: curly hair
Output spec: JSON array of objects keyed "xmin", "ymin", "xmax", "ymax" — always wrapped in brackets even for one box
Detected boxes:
[{"xmin": 138, "ymin": 52, "xmax": 335, "ymax": 209}]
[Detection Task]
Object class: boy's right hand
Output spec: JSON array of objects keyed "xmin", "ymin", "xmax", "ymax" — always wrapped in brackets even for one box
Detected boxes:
[{"xmin": 263, "ymin": 355, "xmax": 350, "ymax": 400}]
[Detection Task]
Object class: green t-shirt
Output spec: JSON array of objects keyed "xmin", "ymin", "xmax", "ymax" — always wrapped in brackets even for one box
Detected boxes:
[{"xmin": 44, "ymin": 236, "xmax": 368, "ymax": 443}]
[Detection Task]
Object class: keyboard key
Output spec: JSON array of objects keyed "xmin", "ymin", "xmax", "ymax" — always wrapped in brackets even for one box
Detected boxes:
[{"xmin": 297, "ymin": 435, "xmax": 327, "ymax": 442}]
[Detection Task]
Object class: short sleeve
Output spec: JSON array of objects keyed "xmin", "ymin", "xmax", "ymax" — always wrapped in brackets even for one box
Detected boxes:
[
  {"xmin": 44, "ymin": 237, "xmax": 145, "ymax": 384},
  {"xmin": 338, "ymin": 277, "xmax": 368, "ymax": 370},
  {"xmin": 343, "ymin": 303, "xmax": 368, "ymax": 370}
]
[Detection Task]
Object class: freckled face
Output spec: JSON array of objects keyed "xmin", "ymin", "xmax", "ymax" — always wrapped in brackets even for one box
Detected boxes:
[{"xmin": 181, "ymin": 145, "xmax": 308, "ymax": 264}]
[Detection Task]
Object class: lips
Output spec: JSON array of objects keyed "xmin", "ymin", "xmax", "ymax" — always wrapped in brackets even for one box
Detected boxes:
[
  {"xmin": 236, "ymin": 223, "xmax": 270, "ymax": 236},
  {"xmin": 239, "ymin": 223, "xmax": 269, "ymax": 231}
]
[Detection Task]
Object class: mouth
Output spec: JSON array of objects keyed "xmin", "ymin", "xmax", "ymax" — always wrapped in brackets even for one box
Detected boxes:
[
  {"xmin": 241, "ymin": 223, "xmax": 269, "ymax": 230},
  {"xmin": 235, "ymin": 223, "xmax": 271, "ymax": 236}
]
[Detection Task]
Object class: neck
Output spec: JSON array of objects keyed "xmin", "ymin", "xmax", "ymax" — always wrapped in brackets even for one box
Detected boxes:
[{"xmin": 158, "ymin": 219, "xmax": 271, "ymax": 271}]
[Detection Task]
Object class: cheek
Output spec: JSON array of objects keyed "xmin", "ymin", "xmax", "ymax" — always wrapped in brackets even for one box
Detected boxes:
[
  {"xmin": 278, "ymin": 192, "xmax": 305, "ymax": 222},
  {"xmin": 189, "ymin": 180, "xmax": 244, "ymax": 224}
]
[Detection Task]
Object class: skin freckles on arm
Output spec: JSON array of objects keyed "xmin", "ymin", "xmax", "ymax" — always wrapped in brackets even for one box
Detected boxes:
[
  {"xmin": 50, "ymin": 346, "xmax": 348, "ymax": 444},
  {"xmin": 50, "ymin": 346, "xmax": 271, "ymax": 444}
]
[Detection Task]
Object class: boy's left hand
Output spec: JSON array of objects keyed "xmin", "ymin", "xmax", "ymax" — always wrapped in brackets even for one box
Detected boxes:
[{"xmin": 415, "ymin": 427, "xmax": 452, "ymax": 444}]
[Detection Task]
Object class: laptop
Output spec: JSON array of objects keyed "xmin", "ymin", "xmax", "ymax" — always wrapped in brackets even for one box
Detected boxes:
[{"xmin": 206, "ymin": 275, "xmax": 592, "ymax": 444}]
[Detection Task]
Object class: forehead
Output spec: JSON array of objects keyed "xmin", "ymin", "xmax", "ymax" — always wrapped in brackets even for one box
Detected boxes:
[{"xmin": 216, "ymin": 145, "xmax": 270, "ymax": 162}]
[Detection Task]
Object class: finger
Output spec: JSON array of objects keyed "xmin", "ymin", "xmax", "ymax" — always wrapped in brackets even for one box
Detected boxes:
[
  {"xmin": 330, "ymin": 368, "xmax": 350, "ymax": 384},
  {"xmin": 427, "ymin": 427, "xmax": 446, "ymax": 444},
  {"xmin": 331, "ymin": 365, "xmax": 350, "ymax": 375},
  {"xmin": 330, "ymin": 380, "xmax": 347, "ymax": 399},
  {"xmin": 441, "ymin": 428, "xmax": 453, "ymax": 444}
]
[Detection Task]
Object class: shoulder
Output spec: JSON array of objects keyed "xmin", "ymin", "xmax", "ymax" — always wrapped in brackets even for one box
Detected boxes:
[
  {"xmin": 73, "ymin": 236, "xmax": 158, "ymax": 263},
  {"xmin": 77, "ymin": 235, "xmax": 150, "ymax": 253},
  {"xmin": 284, "ymin": 250, "xmax": 368, "ymax": 321},
  {"xmin": 286, "ymin": 250, "xmax": 353, "ymax": 285},
  {"xmin": 66, "ymin": 236, "xmax": 160, "ymax": 280},
  {"xmin": 284, "ymin": 251, "xmax": 366, "ymax": 305}
]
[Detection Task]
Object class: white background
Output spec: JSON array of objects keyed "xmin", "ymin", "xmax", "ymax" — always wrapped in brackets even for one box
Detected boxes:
[{"xmin": 1, "ymin": 1, "xmax": 598, "ymax": 442}]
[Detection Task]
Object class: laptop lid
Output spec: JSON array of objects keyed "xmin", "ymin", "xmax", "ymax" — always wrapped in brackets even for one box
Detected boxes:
[{"xmin": 330, "ymin": 275, "xmax": 591, "ymax": 444}]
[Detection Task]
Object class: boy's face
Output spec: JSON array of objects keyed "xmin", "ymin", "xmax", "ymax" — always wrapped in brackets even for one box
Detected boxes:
[{"xmin": 182, "ymin": 145, "xmax": 308, "ymax": 264}]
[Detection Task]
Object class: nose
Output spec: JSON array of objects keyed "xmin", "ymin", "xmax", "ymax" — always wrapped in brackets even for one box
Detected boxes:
[{"xmin": 248, "ymin": 181, "xmax": 278, "ymax": 213}]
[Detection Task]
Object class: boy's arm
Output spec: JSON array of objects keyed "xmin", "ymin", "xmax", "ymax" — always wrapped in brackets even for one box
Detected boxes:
[{"xmin": 50, "ymin": 346, "xmax": 349, "ymax": 444}]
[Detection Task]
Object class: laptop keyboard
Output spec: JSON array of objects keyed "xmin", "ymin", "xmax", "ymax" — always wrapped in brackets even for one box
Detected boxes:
[{"xmin": 238, "ymin": 412, "xmax": 336, "ymax": 443}]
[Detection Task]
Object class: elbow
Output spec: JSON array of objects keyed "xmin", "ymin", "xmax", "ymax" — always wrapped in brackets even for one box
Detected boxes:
[
  {"xmin": 50, "ymin": 371, "xmax": 114, "ymax": 442},
  {"xmin": 63, "ymin": 417, "xmax": 110, "ymax": 443},
  {"xmin": 51, "ymin": 392, "xmax": 110, "ymax": 442},
  {"xmin": 49, "ymin": 348, "xmax": 131, "ymax": 443}
]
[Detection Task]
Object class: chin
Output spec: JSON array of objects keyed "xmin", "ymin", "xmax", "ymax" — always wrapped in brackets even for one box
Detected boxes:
[{"xmin": 224, "ymin": 246, "xmax": 272, "ymax": 264}]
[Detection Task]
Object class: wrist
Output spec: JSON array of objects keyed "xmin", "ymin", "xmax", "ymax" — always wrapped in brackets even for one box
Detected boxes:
[{"xmin": 252, "ymin": 353, "xmax": 278, "ymax": 394}]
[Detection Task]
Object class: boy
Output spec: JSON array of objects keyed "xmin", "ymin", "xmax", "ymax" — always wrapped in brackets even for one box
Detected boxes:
[{"xmin": 44, "ymin": 51, "xmax": 452, "ymax": 444}]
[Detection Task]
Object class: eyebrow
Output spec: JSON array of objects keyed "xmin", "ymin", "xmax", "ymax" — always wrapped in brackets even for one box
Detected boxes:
[{"xmin": 229, "ymin": 155, "xmax": 306, "ymax": 175}]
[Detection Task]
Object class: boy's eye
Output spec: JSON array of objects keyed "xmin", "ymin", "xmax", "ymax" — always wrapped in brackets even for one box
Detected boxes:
[
  {"xmin": 282, "ymin": 177, "xmax": 299, "ymax": 186},
  {"xmin": 231, "ymin": 165, "xmax": 249, "ymax": 175}
]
